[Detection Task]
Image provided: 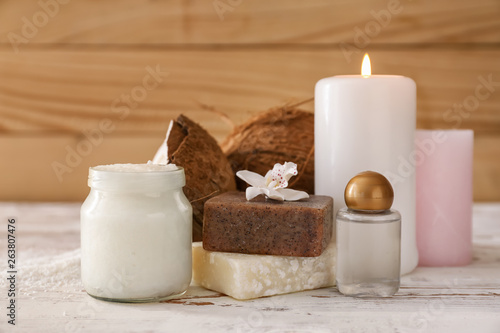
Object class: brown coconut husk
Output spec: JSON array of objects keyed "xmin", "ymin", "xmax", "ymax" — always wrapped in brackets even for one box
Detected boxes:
[
  {"xmin": 155, "ymin": 115, "xmax": 236, "ymax": 241},
  {"xmin": 221, "ymin": 104, "xmax": 314, "ymax": 194}
]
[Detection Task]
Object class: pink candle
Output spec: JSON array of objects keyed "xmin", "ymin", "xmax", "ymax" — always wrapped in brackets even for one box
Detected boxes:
[{"xmin": 416, "ymin": 130, "xmax": 473, "ymax": 266}]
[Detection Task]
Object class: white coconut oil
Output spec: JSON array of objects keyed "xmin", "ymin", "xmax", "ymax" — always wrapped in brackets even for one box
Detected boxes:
[{"xmin": 81, "ymin": 163, "xmax": 192, "ymax": 302}]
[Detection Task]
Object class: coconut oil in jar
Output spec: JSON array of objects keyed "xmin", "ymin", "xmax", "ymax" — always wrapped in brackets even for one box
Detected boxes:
[{"xmin": 81, "ymin": 163, "xmax": 192, "ymax": 302}]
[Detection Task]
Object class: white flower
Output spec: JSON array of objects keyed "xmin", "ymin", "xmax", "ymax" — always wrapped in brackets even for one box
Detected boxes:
[{"xmin": 236, "ymin": 162, "xmax": 309, "ymax": 201}]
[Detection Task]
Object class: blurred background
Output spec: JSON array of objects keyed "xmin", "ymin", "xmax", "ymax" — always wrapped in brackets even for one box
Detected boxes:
[{"xmin": 0, "ymin": 0, "xmax": 499, "ymax": 202}]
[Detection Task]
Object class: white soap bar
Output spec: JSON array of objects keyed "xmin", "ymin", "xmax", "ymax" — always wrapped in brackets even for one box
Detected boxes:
[{"xmin": 192, "ymin": 241, "xmax": 336, "ymax": 300}]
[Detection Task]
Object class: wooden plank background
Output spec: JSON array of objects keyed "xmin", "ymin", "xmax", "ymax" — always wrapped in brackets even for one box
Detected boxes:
[{"xmin": 0, "ymin": 0, "xmax": 499, "ymax": 201}]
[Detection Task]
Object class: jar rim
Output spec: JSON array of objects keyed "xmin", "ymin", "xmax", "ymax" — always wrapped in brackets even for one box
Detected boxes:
[
  {"xmin": 88, "ymin": 163, "xmax": 186, "ymax": 191},
  {"xmin": 90, "ymin": 163, "xmax": 180, "ymax": 173}
]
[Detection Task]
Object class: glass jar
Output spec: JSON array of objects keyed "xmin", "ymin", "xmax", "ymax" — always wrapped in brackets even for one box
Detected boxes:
[
  {"xmin": 81, "ymin": 163, "xmax": 192, "ymax": 303},
  {"xmin": 336, "ymin": 208, "xmax": 401, "ymax": 297},
  {"xmin": 335, "ymin": 171, "xmax": 401, "ymax": 297}
]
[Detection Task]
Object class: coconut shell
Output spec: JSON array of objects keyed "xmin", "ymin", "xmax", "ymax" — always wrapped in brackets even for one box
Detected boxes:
[
  {"xmin": 221, "ymin": 107, "xmax": 314, "ymax": 194},
  {"xmin": 154, "ymin": 115, "xmax": 236, "ymax": 241}
]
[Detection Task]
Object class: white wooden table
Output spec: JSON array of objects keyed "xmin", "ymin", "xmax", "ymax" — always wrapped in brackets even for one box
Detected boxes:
[{"xmin": 0, "ymin": 203, "xmax": 499, "ymax": 333}]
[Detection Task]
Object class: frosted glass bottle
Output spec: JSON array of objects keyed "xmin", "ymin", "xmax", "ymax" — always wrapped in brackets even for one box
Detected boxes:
[
  {"xmin": 336, "ymin": 171, "xmax": 401, "ymax": 297},
  {"xmin": 81, "ymin": 163, "xmax": 192, "ymax": 303}
]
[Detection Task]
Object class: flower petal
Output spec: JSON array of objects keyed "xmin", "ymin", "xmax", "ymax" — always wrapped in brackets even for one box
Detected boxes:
[
  {"xmin": 267, "ymin": 180, "xmax": 278, "ymax": 189},
  {"xmin": 283, "ymin": 162, "xmax": 298, "ymax": 183},
  {"xmin": 265, "ymin": 188, "xmax": 285, "ymax": 201},
  {"xmin": 237, "ymin": 170, "xmax": 265, "ymax": 187},
  {"xmin": 245, "ymin": 187, "xmax": 264, "ymax": 200},
  {"xmin": 278, "ymin": 188, "xmax": 309, "ymax": 201}
]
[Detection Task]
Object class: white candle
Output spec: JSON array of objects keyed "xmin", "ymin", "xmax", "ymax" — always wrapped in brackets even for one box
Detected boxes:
[{"xmin": 314, "ymin": 54, "xmax": 418, "ymax": 275}]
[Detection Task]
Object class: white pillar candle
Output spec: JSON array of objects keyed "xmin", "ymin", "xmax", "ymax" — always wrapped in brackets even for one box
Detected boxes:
[{"xmin": 314, "ymin": 55, "xmax": 418, "ymax": 275}]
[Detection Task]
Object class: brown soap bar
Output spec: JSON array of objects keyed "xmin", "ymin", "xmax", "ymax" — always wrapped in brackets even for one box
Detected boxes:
[{"xmin": 202, "ymin": 191, "xmax": 333, "ymax": 257}]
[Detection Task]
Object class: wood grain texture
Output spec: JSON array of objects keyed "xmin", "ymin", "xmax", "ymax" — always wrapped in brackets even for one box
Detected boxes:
[
  {"xmin": 474, "ymin": 134, "xmax": 500, "ymax": 202},
  {"xmin": 0, "ymin": 135, "xmax": 163, "ymax": 201},
  {"xmin": 0, "ymin": 0, "xmax": 499, "ymax": 45},
  {"xmin": 1, "ymin": 133, "xmax": 499, "ymax": 202},
  {"xmin": 0, "ymin": 0, "xmax": 499, "ymax": 201},
  {"xmin": 1, "ymin": 49, "xmax": 499, "ymax": 201},
  {"xmin": 0, "ymin": 202, "xmax": 498, "ymax": 333},
  {"xmin": 1, "ymin": 49, "xmax": 500, "ymax": 138}
]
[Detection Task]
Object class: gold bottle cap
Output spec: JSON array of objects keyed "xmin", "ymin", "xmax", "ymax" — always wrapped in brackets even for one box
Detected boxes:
[{"xmin": 344, "ymin": 171, "xmax": 394, "ymax": 211}]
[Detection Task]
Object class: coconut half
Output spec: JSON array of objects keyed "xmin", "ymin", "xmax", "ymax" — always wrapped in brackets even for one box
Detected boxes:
[
  {"xmin": 153, "ymin": 115, "xmax": 236, "ymax": 241},
  {"xmin": 221, "ymin": 107, "xmax": 314, "ymax": 195}
]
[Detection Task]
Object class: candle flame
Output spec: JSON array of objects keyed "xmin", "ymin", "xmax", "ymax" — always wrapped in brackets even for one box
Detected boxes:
[{"xmin": 361, "ymin": 53, "xmax": 371, "ymax": 77}]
